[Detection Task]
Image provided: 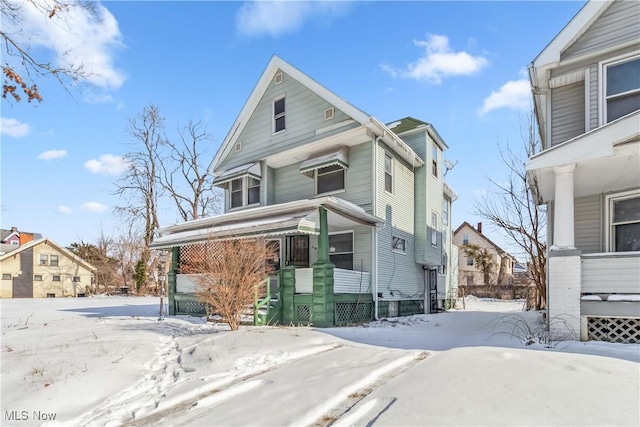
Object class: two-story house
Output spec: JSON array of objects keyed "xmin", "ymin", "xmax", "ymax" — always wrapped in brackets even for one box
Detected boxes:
[
  {"xmin": 0, "ymin": 238, "xmax": 96, "ymax": 298},
  {"xmin": 526, "ymin": 0, "xmax": 640, "ymax": 342},
  {"xmin": 151, "ymin": 56, "xmax": 456, "ymax": 326},
  {"xmin": 453, "ymin": 222, "xmax": 515, "ymax": 289}
]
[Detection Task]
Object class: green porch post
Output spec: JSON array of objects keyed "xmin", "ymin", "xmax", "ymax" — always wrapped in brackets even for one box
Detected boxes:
[
  {"xmin": 312, "ymin": 207, "xmax": 335, "ymax": 327},
  {"xmin": 168, "ymin": 246, "xmax": 179, "ymax": 315},
  {"xmin": 280, "ymin": 266, "xmax": 296, "ymax": 324}
]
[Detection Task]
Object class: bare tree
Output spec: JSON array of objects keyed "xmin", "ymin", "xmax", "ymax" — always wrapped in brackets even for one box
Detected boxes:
[
  {"xmin": 111, "ymin": 226, "xmax": 144, "ymax": 290},
  {"xmin": 475, "ymin": 112, "xmax": 547, "ymax": 310},
  {"xmin": 180, "ymin": 238, "xmax": 277, "ymax": 331},
  {"xmin": 158, "ymin": 120, "xmax": 222, "ymax": 222},
  {"xmin": 1, "ymin": 0, "xmax": 99, "ymax": 103},
  {"xmin": 462, "ymin": 243, "xmax": 496, "ymax": 287}
]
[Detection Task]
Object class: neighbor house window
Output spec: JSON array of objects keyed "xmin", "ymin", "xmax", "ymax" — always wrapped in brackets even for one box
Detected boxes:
[
  {"xmin": 608, "ymin": 191, "xmax": 640, "ymax": 252},
  {"xmin": 34, "ymin": 275, "xmax": 43, "ymax": 281},
  {"xmin": 229, "ymin": 177, "xmax": 260, "ymax": 209},
  {"xmin": 329, "ymin": 232, "xmax": 353, "ymax": 270},
  {"xmin": 466, "ymin": 275, "xmax": 474, "ymax": 286},
  {"xmin": 50, "ymin": 255, "xmax": 59, "ymax": 267},
  {"xmin": 431, "ymin": 212, "xmax": 438, "ymax": 246},
  {"xmin": 463, "ymin": 233, "xmax": 469, "ymax": 245},
  {"xmin": 467, "ymin": 257, "xmax": 474, "ymax": 266},
  {"xmin": 392, "ymin": 236, "xmax": 406, "ymax": 254},
  {"xmin": 2, "ymin": 273, "xmax": 10, "ymax": 280},
  {"xmin": 384, "ymin": 153, "xmax": 393, "ymax": 194},
  {"xmin": 273, "ymin": 96, "xmax": 286, "ymax": 133},
  {"xmin": 73, "ymin": 276, "xmax": 81, "ymax": 282},
  {"xmin": 439, "ymin": 253, "xmax": 447, "ymax": 275},
  {"xmin": 432, "ymin": 143, "xmax": 438, "ymax": 178},
  {"xmin": 604, "ymin": 56, "xmax": 640, "ymax": 123},
  {"xmin": 10, "ymin": 240, "xmax": 18, "ymax": 246},
  {"xmin": 316, "ymin": 165, "xmax": 345, "ymax": 195},
  {"xmin": 442, "ymin": 200, "xmax": 449, "ymax": 225},
  {"xmin": 39, "ymin": 254, "xmax": 48, "ymax": 265},
  {"xmin": 52, "ymin": 275, "xmax": 61, "ymax": 282}
]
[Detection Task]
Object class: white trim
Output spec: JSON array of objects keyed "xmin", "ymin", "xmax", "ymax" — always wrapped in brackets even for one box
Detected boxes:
[
  {"xmin": 599, "ymin": 52, "xmax": 640, "ymax": 126},
  {"xmin": 314, "ymin": 165, "xmax": 346, "ymax": 197},
  {"xmin": 228, "ymin": 175, "xmax": 262, "ymax": 211},
  {"xmin": 549, "ymin": 69, "xmax": 585, "ymax": 89},
  {"xmin": 315, "ymin": 119, "xmax": 356, "ymax": 136},
  {"xmin": 584, "ymin": 67, "xmax": 590, "ymax": 132},
  {"xmin": 272, "ymin": 94, "xmax": 286, "ymax": 135},
  {"xmin": 274, "ymin": 71, "xmax": 283, "ymax": 85},
  {"xmin": 384, "ymin": 151, "xmax": 394, "ymax": 195},
  {"xmin": 324, "ymin": 107, "xmax": 335, "ymax": 120},
  {"xmin": 328, "ymin": 230, "xmax": 354, "ymax": 269},
  {"xmin": 604, "ymin": 189, "xmax": 640, "ymax": 252}
]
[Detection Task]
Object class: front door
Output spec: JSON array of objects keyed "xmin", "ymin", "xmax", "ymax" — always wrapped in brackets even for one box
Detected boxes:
[{"xmin": 286, "ymin": 235, "xmax": 309, "ymax": 268}]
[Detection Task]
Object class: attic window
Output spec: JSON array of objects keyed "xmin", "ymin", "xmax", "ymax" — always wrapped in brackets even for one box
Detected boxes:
[
  {"xmin": 273, "ymin": 96, "xmax": 286, "ymax": 133},
  {"xmin": 324, "ymin": 107, "xmax": 334, "ymax": 120},
  {"xmin": 234, "ymin": 141, "xmax": 242, "ymax": 152},
  {"xmin": 274, "ymin": 72, "xmax": 283, "ymax": 85}
]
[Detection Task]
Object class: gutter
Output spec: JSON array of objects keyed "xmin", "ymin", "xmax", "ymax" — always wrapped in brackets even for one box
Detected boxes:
[{"xmin": 366, "ymin": 117, "xmax": 425, "ymax": 167}]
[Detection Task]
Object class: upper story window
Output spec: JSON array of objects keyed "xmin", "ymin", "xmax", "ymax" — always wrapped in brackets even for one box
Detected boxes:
[
  {"xmin": 273, "ymin": 96, "xmax": 286, "ymax": 133},
  {"xmin": 392, "ymin": 236, "xmax": 406, "ymax": 254},
  {"xmin": 442, "ymin": 200, "xmax": 449, "ymax": 226},
  {"xmin": 607, "ymin": 190, "xmax": 640, "ymax": 252},
  {"xmin": 431, "ymin": 143, "xmax": 438, "ymax": 178},
  {"xmin": 604, "ymin": 56, "xmax": 640, "ymax": 123},
  {"xmin": 316, "ymin": 165, "xmax": 345, "ymax": 195},
  {"xmin": 10, "ymin": 240, "xmax": 18, "ymax": 246},
  {"xmin": 467, "ymin": 257, "xmax": 474, "ymax": 266},
  {"xmin": 431, "ymin": 212, "xmax": 438, "ymax": 246},
  {"xmin": 462, "ymin": 233, "xmax": 469, "ymax": 245},
  {"xmin": 230, "ymin": 177, "xmax": 261, "ymax": 209},
  {"xmin": 384, "ymin": 153, "xmax": 393, "ymax": 194},
  {"xmin": 40, "ymin": 254, "xmax": 48, "ymax": 265},
  {"xmin": 50, "ymin": 255, "xmax": 59, "ymax": 267}
]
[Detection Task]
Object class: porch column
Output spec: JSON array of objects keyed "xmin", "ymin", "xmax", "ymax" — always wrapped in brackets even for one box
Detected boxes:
[
  {"xmin": 168, "ymin": 247, "xmax": 179, "ymax": 315},
  {"xmin": 552, "ymin": 164, "xmax": 576, "ymax": 250},
  {"xmin": 312, "ymin": 207, "xmax": 335, "ymax": 327}
]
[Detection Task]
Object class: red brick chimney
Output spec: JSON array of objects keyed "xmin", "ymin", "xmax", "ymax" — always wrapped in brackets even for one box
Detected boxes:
[{"xmin": 477, "ymin": 222, "xmax": 483, "ymax": 234}]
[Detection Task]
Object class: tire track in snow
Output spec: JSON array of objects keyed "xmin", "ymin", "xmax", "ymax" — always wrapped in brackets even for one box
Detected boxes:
[{"xmin": 303, "ymin": 351, "xmax": 428, "ymax": 427}]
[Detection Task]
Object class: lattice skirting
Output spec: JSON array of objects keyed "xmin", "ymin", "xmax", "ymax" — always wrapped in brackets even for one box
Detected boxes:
[
  {"xmin": 335, "ymin": 302, "xmax": 373, "ymax": 325},
  {"xmin": 586, "ymin": 317, "xmax": 640, "ymax": 344},
  {"xmin": 176, "ymin": 299, "xmax": 209, "ymax": 316},
  {"xmin": 295, "ymin": 304, "xmax": 311, "ymax": 324}
]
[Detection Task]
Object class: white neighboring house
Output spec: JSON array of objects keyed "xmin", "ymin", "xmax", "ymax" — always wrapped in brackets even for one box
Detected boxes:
[{"xmin": 527, "ymin": 0, "xmax": 640, "ymax": 342}]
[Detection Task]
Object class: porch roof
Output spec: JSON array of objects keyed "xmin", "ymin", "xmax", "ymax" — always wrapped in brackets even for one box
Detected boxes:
[{"xmin": 150, "ymin": 196, "xmax": 384, "ymax": 249}]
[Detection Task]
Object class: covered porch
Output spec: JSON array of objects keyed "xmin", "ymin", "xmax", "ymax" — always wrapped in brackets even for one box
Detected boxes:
[{"xmin": 150, "ymin": 197, "xmax": 384, "ymax": 327}]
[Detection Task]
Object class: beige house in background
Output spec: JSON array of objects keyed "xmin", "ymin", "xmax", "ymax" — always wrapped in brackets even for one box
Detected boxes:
[
  {"xmin": 453, "ymin": 222, "xmax": 515, "ymax": 287},
  {"xmin": 0, "ymin": 239, "xmax": 96, "ymax": 298}
]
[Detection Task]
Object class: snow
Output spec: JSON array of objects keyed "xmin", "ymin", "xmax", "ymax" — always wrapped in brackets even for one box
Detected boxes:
[
  {"xmin": 607, "ymin": 294, "xmax": 640, "ymax": 302},
  {"xmin": 1, "ymin": 295, "xmax": 638, "ymax": 426},
  {"xmin": 581, "ymin": 294, "xmax": 603, "ymax": 301}
]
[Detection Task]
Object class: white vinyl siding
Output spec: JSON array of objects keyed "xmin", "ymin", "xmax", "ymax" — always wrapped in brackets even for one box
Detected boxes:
[
  {"xmin": 561, "ymin": 0, "xmax": 640, "ymax": 62},
  {"xmin": 551, "ymin": 82, "xmax": 585, "ymax": 146}
]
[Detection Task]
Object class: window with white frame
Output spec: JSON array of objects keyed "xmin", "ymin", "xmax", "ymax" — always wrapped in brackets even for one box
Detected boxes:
[
  {"xmin": 52, "ymin": 275, "xmax": 61, "ymax": 282},
  {"xmin": 462, "ymin": 233, "xmax": 469, "ymax": 245},
  {"xmin": 432, "ymin": 143, "xmax": 438, "ymax": 178},
  {"xmin": 50, "ymin": 255, "xmax": 59, "ymax": 267},
  {"xmin": 34, "ymin": 275, "xmax": 42, "ymax": 281},
  {"xmin": 442, "ymin": 200, "xmax": 449, "ymax": 225},
  {"xmin": 608, "ymin": 191, "xmax": 640, "ymax": 252},
  {"xmin": 39, "ymin": 254, "xmax": 48, "ymax": 265},
  {"xmin": 316, "ymin": 165, "xmax": 345, "ymax": 195},
  {"xmin": 329, "ymin": 232, "xmax": 353, "ymax": 270},
  {"xmin": 384, "ymin": 153, "xmax": 393, "ymax": 194},
  {"xmin": 603, "ymin": 56, "xmax": 640, "ymax": 123},
  {"xmin": 467, "ymin": 256, "xmax": 474, "ymax": 266},
  {"xmin": 431, "ymin": 212, "xmax": 438, "ymax": 246},
  {"xmin": 10, "ymin": 240, "xmax": 18, "ymax": 246},
  {"xmin": 392, "ymin": 236, "xmax": 406, "ymax": 253},
  {"xmin": 229, "ymin": 177, "xmax": 260, "ymax": 209},
  {"xmin": 273, "ymin": 96, "xmax": 286, "ymax": 133}
]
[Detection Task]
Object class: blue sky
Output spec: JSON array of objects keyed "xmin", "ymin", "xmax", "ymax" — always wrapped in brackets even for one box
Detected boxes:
[{"xmin": 1, "ymin": 0, "xmax": 585, "ymax": 252}]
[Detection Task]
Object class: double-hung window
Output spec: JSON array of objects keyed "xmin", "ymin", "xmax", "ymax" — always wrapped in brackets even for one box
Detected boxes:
[
  {"xmin": 603, "ymin": 56, "xmax": 640, "ymax": 123},
  {"xmin": 432, "ymin": 143, "xmax": 438, "ymax": 178},
  {"xmin": 608, "ymin": 191, "xmax": 640, "ymax": 252},
  {"xmin": 384, "ymin": 153, "xmax": 393, "ymax": 194},
  {"xmin": 316, "ymin": 165, "xmax": 345, "ymax": 195},
  {"xmin": 273, "ymin": 96, "xmax": 286, "ymax": 133},
  {"xmin": 442, "ymin": 200, "xmax": 449, "ymax": 226},
  {"xmin": 462, "ymin": 233, "xmax": 469, "ymax": 245},
  {"xmin": 230, "ymin": 177, "xmax": 261, "ymax": 209},
  {"xmin": 329, "ymin": 232, "xmax": 353, "ymax": 270},
  {"xmin": 431, "ymin": 212, "xmax": 438, "ymax": 246},
  {"xmin": 50, "ymin": 255, "xmax": 59, "ymax": 267},
  {"xmin": 40, "ymin": 254, "xmax": 48, "ymax": 265}
]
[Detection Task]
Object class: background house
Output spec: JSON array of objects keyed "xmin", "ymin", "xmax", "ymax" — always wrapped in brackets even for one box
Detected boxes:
[
  {"xmin": 0, "ymin": 227, "xmax": 42, "ymax": 255},
  {"xmin": 526, "ymin": 0, "xmax": 640, "ymax": 342},
  {"xmin": 453, "ymin": 222, "xmax": 519, "ymax": 298},
  {"xmin": 0, "ymin": 238, "xmax": 96, "ymax": 298},
  {"xmin": 151, "ymin": 56, "xmax": 456, "ymax": 324}
]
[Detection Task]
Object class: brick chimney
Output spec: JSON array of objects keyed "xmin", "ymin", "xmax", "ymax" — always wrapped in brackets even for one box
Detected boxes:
[
  {"xmin": 477, "ymin": 222, "xmax": 483, "ymax": 234},
  {"xmin": 19, "ymin": 232, "xmax": 34, "ymax": 245},
  {"xmin": 10, "ymin": 226, "xmax": 17, "ymax": 232}
]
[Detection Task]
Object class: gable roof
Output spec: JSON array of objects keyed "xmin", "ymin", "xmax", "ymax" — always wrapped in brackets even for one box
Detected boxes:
[
  {"xmin": 386, "ymin": 116, "xmax": 449, "ymax": 150},
  {"xmin": 0, "ymin": 238, "xmax": 97, "ymax": 271},
  {"xmin": 1, "ymin": 228, "xmax": 42, "ymax": 242},
  {"xmin": 453, "ymin": 222, "xmax": 514, "ymax": 259},
  {"xmin": 209, "ymin": 55, "xmax": 424, "ymax": 174}
]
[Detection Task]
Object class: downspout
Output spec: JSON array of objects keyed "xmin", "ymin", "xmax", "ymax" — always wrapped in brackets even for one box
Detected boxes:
[{"xmin": 372, "ymin": 134, "xmax": 382, "ymax": 320}]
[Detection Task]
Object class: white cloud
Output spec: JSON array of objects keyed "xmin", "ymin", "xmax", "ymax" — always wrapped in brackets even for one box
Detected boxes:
[
  {"xmin": 1, "ymin": 117, "xmax": 30, "ymax": 138},
  {"xmin": 383, "ymin": 34, "xmax": 489, "ymax": 84},
  {"xmin": 84, "ymin": 154, "xmax": 129, "ymax": 175},
  {"xmin": 38, "ymin": 149, "xmax": 68, "ymax": 160},
  {"xmin": 235, "ymin": 1, "xmax": 351, "ymax": 38},
  {"xmin": 80, "ymin": 202, "xmax": 107, "ymax": 213},
  {"xmin": 479, "ymin": 79, "xmax": 531, "ymax": 115},
  {"xmin": 57, "ymin": 205, "xmax": 73, "ymax": 215},
  {"xmin": 5, "ymin": 0, "xmax": 125, "ymax": 90}
]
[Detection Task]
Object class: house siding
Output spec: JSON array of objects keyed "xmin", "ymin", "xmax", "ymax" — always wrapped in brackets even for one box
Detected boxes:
[
  {"xmin": 375, "ymin": 141, "xmax": 422, "ymax": 300},
  {"xmin": 551, "ymin": 81, "xmax": 585, "ymax": 146},
  {"xmin": 218, "ymin": 70, "xmax": 360, "ymax": 171},
  {"xmin": 561, "ymin": 0, "xmax": 640, "ymax": 61},
  {"xmin": 574, "ymin": 194, "xmax": 602, "ymax": 254}
]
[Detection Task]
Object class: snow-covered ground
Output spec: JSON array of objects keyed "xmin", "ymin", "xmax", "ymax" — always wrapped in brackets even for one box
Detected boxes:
[{"xmin": 1, "ymin": 295, "xmax": 638, "ymax": 426}]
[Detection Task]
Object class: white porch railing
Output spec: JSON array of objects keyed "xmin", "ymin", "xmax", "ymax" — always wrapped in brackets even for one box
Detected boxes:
[
  {"xmin": 176, "ymin": 274, "xmax": 201, "ymax": 293},
  {"xmin": 294, "ymin": 268, "xmax": 371, "ymax": 294},
  {"xmin": 581, "ymin": 252, "xmax": 640, "ymax": 294}
]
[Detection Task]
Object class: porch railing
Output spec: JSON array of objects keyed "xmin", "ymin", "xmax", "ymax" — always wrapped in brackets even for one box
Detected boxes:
[
  {"xmin": 293, "ymin": 267, "xmax": 370, "ymax": 294},
  {"xmin": 581, "ymin": 252, "xmax": 640, "ymax": 294}
]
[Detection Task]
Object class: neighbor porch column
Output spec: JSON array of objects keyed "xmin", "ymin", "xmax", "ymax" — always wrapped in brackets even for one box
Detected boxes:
[
  {"xmin": 168, "ymin": 246, "xmax": 179, "ymax": 315},
  {"xmin": 552, "ymin": 164, "xmax": 576, "ymax": 250},
  {"xmin": 312, "ymin": 207, "xmax": 335, "ymax": 327}
]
